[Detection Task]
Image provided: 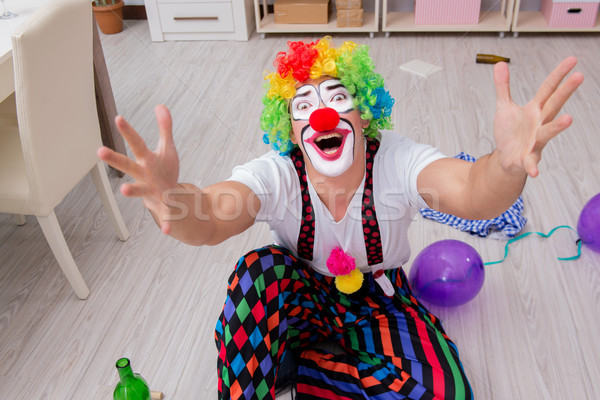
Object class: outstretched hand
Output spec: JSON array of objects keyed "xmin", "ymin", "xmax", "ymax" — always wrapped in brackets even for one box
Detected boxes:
[
  {"xmin": 97, "ymin": 105, "xmax": 179, "ymax": 234},
  {"xmin": 492, "ymin": 57, "xmax": 584, "ymax": 178}
]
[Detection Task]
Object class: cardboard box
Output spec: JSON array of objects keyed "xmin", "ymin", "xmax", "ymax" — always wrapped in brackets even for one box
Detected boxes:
[
  {"xmin": 540, "ymin": 0, "xmax": 599, "ymax": 28},
  {"xmin": 337, "ymin": 8, "xmax": 363, "ymax": 27},
  {"xmin": 336, "ymin": 0, "xmax": 362, "ymax": 9},
  {"xmin": 415, "ymin": 0, "xmax": 481, "ymax": 25},
  {"xmin": 274, "ymin": 0, "xmax": 330, "ymax": 24}
]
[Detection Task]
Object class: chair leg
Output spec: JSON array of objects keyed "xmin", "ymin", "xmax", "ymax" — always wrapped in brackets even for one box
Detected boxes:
[
  {"xmin": 90, "ymin": 161, "xmax": 130, "ymax": 242},
  {"xmin": 37, "ymin": 212, "xmax": 90, "ymax": 300},
  {"xmin": 15, "ymin": 214, "xmax": 27, "ymax": 225}
]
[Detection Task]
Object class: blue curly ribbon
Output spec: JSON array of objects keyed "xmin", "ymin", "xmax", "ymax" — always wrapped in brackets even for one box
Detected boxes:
[{"xmin": 484, "ymin": 225, "xmax": 582, "ymax": 266}]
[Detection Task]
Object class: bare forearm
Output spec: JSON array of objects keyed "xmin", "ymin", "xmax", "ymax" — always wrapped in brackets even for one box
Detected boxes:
[
  {"xmin": 149, "ymin": 182, "xmax": 258, "ymax": 246},
  {"xmin": 463, "ymin": 151, "xmax": 527, "ymax": 219},
  {"xmin": 146, "ymin": 183, "xmax": 215, "ymax": 246},
  {"xmin": 418, "ymin": 154, "xmax": 527, "ymax": 220}
]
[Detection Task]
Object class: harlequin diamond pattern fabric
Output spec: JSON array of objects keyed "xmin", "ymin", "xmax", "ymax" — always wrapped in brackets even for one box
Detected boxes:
[{"xmin": 215, "ymin": 246, "xmax": 473, "ymax": 399}]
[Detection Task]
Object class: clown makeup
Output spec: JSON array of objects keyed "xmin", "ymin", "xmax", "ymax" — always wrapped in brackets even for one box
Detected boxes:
[
  {"xmin": 291, "ymin": 79, "xmax": 354, "ymax": 121},
  {"xmin": 291, "ymin": 79, "xmax": 359, "ymax": 177}
]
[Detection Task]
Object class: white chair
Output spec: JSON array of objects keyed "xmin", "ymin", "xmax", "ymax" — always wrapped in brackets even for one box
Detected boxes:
[{"xmin": 0, "ymin": 0, "xmax": 129, "ymax": 299}]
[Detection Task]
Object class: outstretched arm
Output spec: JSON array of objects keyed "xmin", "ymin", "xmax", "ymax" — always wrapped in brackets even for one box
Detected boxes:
[
  {"xmin": 417, "ymin": 57, "xmax": 584, "ymax": 220},
  {"xmin": 98, "ymin": 105, "xmax": 260, "ymax": 246}
]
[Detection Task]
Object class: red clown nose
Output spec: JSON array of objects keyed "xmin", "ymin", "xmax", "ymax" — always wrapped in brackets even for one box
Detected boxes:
[{"xmin": 309, "ymin": 107, "xmax": 340, "ymax": 132}]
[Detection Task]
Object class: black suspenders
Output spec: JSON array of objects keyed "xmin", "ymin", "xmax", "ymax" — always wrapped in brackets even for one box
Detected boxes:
[{"xmin": 290, "ymin": 138, "xmax": 383, "ymax": 266}]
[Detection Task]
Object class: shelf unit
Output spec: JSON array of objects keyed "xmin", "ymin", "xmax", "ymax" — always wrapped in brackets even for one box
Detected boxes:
[
  {"xmin": 144, "ymin": 0, "xmax": 255, "ymax": 42},
  {"xmin": 254, "ymin": 0, "xmax": 379, "ymax": 37},
  {"xmin": 512, "ymin": 0, "xmax": 600, "ymax": 34},
  {"xmin": 382, "ymin": 0, "xmax": 514, "ymax": 36}
]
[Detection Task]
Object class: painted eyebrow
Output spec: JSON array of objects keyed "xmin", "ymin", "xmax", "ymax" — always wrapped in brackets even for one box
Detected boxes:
[
  {"xmin": 293, "ymin": 90, "xmax": 311, "ymax": 99},
  {"xmin": 294, "ymin": 85, "xmax": 317, "ymax": 98},
  {"xmin": 323, "ymin": 83, "xmax": 346, "ymax": 91}
]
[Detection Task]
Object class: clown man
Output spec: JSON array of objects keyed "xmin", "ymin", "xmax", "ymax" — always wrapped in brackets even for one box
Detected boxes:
[{"xmin": 99, "ymin": 37, "xmax": 583, "ymax": 399}]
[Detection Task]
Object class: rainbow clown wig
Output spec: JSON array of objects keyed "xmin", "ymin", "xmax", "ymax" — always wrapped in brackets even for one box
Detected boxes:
[{"xmin": 260, "ymin": 36, "xmax": 395, "ymax": 155}]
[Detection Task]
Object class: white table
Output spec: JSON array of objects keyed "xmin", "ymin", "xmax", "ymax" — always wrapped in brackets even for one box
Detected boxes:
[
  {"xmin": 0, "ymin": 0, "xmax": 126, "ymax": 158},
  {"xmin": 0, "ymin": 0, "xmax": 50, "ymax": 102}
]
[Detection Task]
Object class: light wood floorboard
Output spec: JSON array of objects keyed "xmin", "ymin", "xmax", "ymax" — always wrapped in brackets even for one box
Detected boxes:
[{"xmin": 1, "ymin": 21, "xmax": 599, "ymax": 399}]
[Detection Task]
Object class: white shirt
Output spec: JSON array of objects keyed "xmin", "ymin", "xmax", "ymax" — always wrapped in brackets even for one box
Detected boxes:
[{"xmin": 228, "ymin": 131, "xmax": 446, "ymax": 276}]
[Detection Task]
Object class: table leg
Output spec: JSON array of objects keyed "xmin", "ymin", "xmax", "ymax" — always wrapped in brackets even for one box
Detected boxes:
[{"xmin": 92, "ymin": 15, "xmax": 126, "ymax": 176}]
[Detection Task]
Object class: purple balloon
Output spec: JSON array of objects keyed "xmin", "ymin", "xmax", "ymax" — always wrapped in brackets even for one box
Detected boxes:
[
  {"xmin": 577, "ymin": 193, "xmax": 600, "ymax": 253},
  {"xmin": 408, "ymin": 240, "xmax": 485, "ymax": 307}
]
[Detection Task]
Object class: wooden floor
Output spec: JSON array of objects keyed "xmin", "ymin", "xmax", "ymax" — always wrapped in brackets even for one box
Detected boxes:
[{"xmin": 1, "ymin": 21, "xmax": 599, "ymax": 399}]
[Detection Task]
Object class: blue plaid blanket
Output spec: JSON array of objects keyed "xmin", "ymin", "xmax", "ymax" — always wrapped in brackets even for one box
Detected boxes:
[{"xmin": 419, "ymin": 152, "xmax": 527, "ymax": 239}]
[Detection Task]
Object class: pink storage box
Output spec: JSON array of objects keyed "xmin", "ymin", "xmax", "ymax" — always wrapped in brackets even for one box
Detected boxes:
[
  {"xmin": 540, "ymin": 0, "xmax": 599, "ymax": 28},
  {"xmin": 415, "ymin": 0, "xmax": 481, "ymax": 25}
]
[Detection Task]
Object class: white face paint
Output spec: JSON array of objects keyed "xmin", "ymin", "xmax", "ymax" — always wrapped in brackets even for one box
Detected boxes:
[
  {"xmin": 301, "ymin": 119, "xmax": 355, "ymax": 177},
  {"xmin": 291, "ymin": 79, "xmax": 355, "ymax": 120},
  {"xmin": 291, "ymin": 79, "xmax": 357, "ymax": 177}
]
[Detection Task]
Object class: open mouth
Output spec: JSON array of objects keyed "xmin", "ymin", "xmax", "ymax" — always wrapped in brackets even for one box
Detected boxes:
[
  {"xmin": 315, "ymin": 133, "xmax": 344, "ymax": 155},
  {"xmin": 304, "ymin": 124, "xmax": 353, "ymax": 161}
]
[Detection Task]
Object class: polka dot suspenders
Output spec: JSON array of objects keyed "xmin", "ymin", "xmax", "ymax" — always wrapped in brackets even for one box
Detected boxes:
[
  {"xmin": 362, "ymin": 140, "xmax": 384, "ymax": 266},
  {"xmin": 290, "ymin": 139, "xmax": 384, "ymax": 266}
]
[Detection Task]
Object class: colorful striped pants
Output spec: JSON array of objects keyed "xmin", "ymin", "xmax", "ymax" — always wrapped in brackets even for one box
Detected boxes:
[{"xmin": 215, "ymin": 246, "xmax": 472, "ymax": 400}]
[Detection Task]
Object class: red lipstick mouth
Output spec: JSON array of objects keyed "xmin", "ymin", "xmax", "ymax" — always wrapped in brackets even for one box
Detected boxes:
[{"xmin": 305, "ymin": 129, "xmax": 352, "ymax": 160}]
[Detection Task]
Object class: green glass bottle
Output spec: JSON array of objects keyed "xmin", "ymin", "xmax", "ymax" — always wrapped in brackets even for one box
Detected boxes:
[{"xmin": 113, "ymin": 358, "xmax": 151, "ymax": 400}]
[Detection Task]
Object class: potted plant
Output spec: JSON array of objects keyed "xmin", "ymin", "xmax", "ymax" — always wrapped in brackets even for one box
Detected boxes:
[{"xmin": 92, "ymin": 0, "xmax": 124, "ymax": 34}]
